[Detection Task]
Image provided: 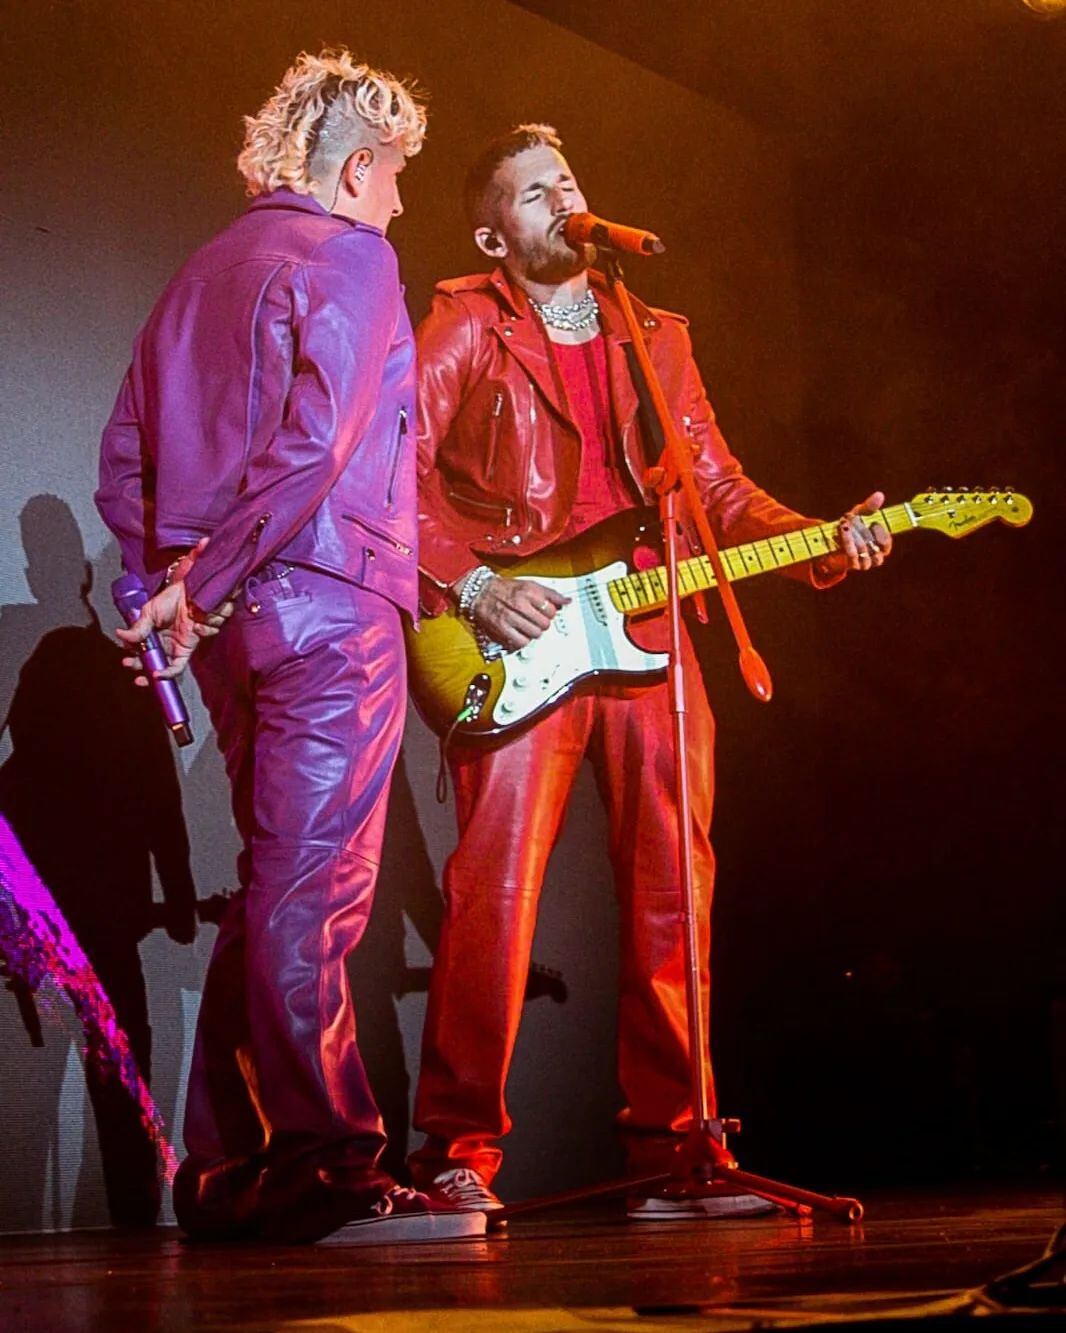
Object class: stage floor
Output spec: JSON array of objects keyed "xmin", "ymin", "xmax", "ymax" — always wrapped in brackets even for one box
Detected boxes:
[{"xmin": 1, "ymin": 1185, "xmax": 1062, "ymax": 1330}]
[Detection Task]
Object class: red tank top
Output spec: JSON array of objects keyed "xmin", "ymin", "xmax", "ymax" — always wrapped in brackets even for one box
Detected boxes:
[{"xmin": 551, "ymin": 336, "xmax": 636, "ymax": 541}]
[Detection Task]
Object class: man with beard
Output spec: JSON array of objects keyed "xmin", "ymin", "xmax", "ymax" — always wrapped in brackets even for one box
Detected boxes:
[
  {"xmin": 408, "ymin": 125, "xmax": 891, "ymax": 1221},
  {"xmin": 96, "ymin": 50, "xmax": 482, "ymax": 1245}
]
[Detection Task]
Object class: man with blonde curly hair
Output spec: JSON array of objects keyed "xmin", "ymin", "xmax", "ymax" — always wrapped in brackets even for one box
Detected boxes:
[{"xmin": 97, "ymin": 50, "xmax": 483, "ymax": 1244}]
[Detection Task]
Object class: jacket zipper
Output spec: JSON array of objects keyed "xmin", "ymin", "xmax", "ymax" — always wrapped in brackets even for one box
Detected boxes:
[
  {"xmin": 447, "ymin": 488, "xmax": 513, "ymax": 528},
  {"xmin": 342, "ymin": 512, "xmax": 414, "ymax": 557},
  {"xmin": 485, "ymin": 391, "xmax": 504, "ymax": 483},
  {"xmin": 386, "ymin": 407, "xmax": 407, "ymax": 508}
]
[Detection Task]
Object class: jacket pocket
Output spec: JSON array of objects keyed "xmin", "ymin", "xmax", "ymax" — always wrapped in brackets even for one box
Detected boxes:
[
  {"xmin": 447, "ymin": 487, "xmax": 513, "ymax": 528},
  {"xmin": 342, "ymin": 512, "xmax": 414, "ymax": 557},
  {"xmin": 485, "ymin": 391, "xmax": 504, "ymax": 483},
  {"xmin": 386, "ymin": 407, "xmax": 408, "ymax": 509}
]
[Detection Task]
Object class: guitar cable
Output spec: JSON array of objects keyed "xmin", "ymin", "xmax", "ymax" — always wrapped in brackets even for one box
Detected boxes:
[{"xmin": 435, "ymin": 673, "xmax": 491, "ymax": 803}]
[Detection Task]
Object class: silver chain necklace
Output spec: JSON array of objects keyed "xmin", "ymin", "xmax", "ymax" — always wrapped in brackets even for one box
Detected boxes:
[{"xmin": 528, "ymin": 289, "xmax": 600, "ymax": 332}]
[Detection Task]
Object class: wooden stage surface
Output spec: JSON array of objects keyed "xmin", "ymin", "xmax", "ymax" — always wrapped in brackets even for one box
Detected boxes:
[{"xmin": 0, "ymin": 1185, "xmax": 1062, "ymax": 1331}]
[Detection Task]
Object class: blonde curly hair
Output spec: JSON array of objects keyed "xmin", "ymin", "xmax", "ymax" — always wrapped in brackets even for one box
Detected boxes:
[{"xmin": 238, "ymin": 48, "xmax": 427, "ymax": 198}]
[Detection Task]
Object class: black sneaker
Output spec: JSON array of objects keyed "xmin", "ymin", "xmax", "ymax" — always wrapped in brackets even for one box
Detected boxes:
[{"xmin": 316, "ymin": 1185, "xmax": 486, "ymax": 1245}]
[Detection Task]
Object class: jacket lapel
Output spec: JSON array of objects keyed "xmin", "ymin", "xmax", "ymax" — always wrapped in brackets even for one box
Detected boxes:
[
  {"xmin": 484, "ymin": 267, "xmax": 664, "ymax": 448},
  {"xmin": 486, "ymin": 268, "xmax": 572, "ymax": 430},
  {"xmin": 489, "ymin": 320, "xmax": 573, "ymax": 428}
]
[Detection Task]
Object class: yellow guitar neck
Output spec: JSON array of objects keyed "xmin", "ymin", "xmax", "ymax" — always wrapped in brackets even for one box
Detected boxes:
[{"xmin": 606, "ymin": 504, "xmax": 917, "ymax": 614}]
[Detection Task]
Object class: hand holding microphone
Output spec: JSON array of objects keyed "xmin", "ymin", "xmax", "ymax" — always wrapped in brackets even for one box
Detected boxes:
[
  {"xmin": 112, "ymin": 573, "xmax": 196, "ymax": 747},
  {"xmin": 112, "ymin": 540, "xmax": 234, "ymax": 746},
  {"xmin": 563, "ymin": 211, "xmax": 665, "ymax": 256}
]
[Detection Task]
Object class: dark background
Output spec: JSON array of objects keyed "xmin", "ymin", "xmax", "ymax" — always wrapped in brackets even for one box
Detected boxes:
[
  {"xmin": 514, "ymin": 0, "xmax": 1066, "ymax": 1184},
  {"xmin": 1, "ymin": 0, "xmax": 1062, "ymax": 1230}
]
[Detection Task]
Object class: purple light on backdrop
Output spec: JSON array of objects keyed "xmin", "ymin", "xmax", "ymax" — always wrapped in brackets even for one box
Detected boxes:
[{"xmin": 0, "ymin": 814, "xmax": 178, "ymax": 1182}]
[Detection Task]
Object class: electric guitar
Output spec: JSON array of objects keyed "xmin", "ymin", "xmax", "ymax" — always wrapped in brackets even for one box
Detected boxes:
[{"xmin": 406, "ymin": 489, "xmax": 1032, "ymax": 739}]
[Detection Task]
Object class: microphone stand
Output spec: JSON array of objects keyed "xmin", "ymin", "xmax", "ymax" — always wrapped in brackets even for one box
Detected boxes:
[{"xmin": 502, "ymin": 254, "xmax": 862, "ymax": 1226}]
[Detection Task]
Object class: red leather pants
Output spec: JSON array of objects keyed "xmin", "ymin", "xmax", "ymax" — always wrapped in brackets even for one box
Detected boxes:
[{"xmin": 410, "ymin": 625, "xmax": 716, "ymax": 1186}]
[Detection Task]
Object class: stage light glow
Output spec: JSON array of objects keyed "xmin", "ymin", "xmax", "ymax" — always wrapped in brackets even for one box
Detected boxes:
[{"xmin": 1020, "ymin": 0, "xmax": 1066, "ymax": 18}]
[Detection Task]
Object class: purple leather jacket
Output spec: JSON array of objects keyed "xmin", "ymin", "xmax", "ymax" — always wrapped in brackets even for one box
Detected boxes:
[{"xmin": 96, "ymin": 189, "xmax": 418, "ymax": 617}]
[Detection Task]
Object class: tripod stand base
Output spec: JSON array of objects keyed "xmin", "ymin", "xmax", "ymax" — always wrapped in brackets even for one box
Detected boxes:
[{"xmin": 500, "ymin": 1123, "xmax": 864, "ymax": 1225}]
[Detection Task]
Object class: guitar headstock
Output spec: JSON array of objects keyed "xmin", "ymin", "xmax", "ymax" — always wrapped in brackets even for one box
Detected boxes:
[{"xmin": 909, "ymin": 488, "xmax": 1033, "ymax": 537}]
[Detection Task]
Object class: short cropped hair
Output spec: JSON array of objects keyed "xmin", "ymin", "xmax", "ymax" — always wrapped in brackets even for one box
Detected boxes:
[
  {"xmin": 463, "ymin": 123, "xmax": 563, "ymax": 227},
  {"xmin": 238, "ymin": 48, "xmax": 427, "ymax": 197}
]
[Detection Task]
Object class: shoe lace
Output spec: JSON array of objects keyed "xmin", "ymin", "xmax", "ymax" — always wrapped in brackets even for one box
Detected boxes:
[
  {"xmin": 370, "ymin": 1186, "xmax": 421, "ymax": 1217},
  {"xmin": 436, "ymin": 1168, "xmax": 493, "ymax": 1205}
]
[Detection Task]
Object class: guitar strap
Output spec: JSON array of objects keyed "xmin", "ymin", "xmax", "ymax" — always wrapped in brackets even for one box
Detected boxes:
[{"xmin": 621, "ymin": 340, "xmax": 710, "ymax": 623}]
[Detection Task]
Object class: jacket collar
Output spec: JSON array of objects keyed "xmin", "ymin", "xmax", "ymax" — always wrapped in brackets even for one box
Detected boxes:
[
  {"xmin": 482, "ymin": 265, "xmax": 662, "ymax": 439},
  {"xmin": 246, "ymin": 188, "xmax": 383, "ymax": 234}
]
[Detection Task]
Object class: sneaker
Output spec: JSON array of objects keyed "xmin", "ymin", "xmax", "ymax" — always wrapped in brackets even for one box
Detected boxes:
[
  {"xmin": 316, "ymin": 1185, "xmax": 486, "ymax": 1245},
  {"xmin": 429, "ymin": 1168, "xmax": 507, "ymax": 1225},
  {"xmin": 627, "ymin": 1183, "xmax": 779, "ymax": 1221}
]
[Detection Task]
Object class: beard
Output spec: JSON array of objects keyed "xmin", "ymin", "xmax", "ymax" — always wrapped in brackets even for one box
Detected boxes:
[{"xmin": 519, "ymin": 231, "xmax": 593, "ymax": 285}]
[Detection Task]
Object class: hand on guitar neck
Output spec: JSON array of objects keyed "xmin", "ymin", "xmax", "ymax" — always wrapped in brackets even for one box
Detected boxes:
[{"xmin": 838, "ymin": 490, "xmax": 893, "ymax": 571}]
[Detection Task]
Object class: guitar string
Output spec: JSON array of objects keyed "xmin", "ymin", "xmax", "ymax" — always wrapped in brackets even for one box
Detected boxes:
[
  {"xmin": 477, "ymin": 499, "xmax": 1006, "ymax": 633},
  {"xmin": 567, "ymin": 498, "xmax": 1000, "ymax": 609}
]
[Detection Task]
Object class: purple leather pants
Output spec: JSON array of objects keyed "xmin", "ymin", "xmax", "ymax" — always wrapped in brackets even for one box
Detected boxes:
[{"xmin": 173, "ymin": 565, "xmax": 405, "ymax": 1239}]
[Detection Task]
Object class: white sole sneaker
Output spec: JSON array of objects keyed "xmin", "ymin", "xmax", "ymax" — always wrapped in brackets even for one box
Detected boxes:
[
  {"xmin": 428, "ymin": 1169, "xmax": 508, "ymax": 1226},
  {"xmin": 317, "ymin": 1210, "xmax": 486, "ymax": 1245},
  {"xmin": 628, "ymin": 1192, "xmax": 779, "ymax": 1220}
]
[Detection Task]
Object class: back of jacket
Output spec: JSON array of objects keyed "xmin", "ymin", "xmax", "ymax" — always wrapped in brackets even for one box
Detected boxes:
[{"xmin": 96, "ymin": 189, "xmax": 418, "ymax": 617}]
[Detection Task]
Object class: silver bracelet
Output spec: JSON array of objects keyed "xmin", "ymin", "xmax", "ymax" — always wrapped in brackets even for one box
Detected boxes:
[
  {"xmin": 457, "ymin": 565, "xmax": 495, "ymax": 621},
  {"xmin": 474, "ymin": 625, "xmax": 505, "ymax": 662}
]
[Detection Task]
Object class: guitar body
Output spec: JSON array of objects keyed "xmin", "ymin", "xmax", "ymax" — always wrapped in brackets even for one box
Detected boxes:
[{"xmin": 406, "ymin": 512, "xmax": 669, "ymax": 738}]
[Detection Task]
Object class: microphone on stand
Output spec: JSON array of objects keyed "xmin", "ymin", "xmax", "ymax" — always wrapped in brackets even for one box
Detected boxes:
[
  {"xmin": 111, "ymin": 572, "xmax": 194, "ymax": 748},
  {"xmin": 563, "ymin": 211, "xmax": 665, "ymax": 256}
]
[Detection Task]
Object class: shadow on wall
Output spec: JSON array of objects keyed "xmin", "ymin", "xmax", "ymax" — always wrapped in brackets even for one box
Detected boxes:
[
  {"xmin": 0, "ymin": 497, "xmax": 612, "ymax": 1231},
  {"xmin": 0, "ymin": 495, "xmax": 198, "ymax": 1230}
]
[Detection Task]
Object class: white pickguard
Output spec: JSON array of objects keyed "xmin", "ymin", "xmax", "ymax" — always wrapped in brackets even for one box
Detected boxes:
[{"xmin": 492, "ymin": 563, "xmax": 669, "ymax": 728}]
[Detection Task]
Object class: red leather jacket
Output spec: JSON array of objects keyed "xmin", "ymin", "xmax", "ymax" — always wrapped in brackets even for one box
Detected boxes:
[{"xmin": 416, "ymin": 266, "xmax": 841, "ymax": 614}]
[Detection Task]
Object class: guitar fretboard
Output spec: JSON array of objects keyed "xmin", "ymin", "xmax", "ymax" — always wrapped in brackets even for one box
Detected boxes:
[{"xmin": 606, "ymin": 503, "xmax": 917, "ymax": 613}]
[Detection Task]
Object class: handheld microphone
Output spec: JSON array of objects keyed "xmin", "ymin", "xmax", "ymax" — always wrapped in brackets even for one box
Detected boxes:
[
  {"xmin": 111, "ymin": 572, "xmax": 194, "ymax": 748},
  {"xmin": 563, "ymin": 212, "xmax": 665, "ymax": 256}
]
